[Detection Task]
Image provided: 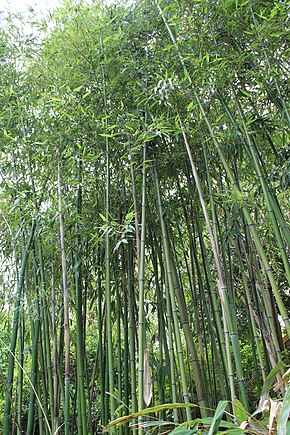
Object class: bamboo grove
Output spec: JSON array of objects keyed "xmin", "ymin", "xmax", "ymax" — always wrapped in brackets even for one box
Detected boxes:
[{"xmin": 0, "ymin": 0, "xmax": 289, "ymax": 433}]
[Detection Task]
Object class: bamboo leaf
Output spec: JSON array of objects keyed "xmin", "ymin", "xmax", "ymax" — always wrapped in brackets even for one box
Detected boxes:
[
  {"xmin": 170, "ymin": 428, "xmax": 196, "ymax": 434},
  {"xmin": 208, "ymin": 401, "xmax": 228, "ymax": 435},
  {"xmin": 217, "ymin": 430, "xmax": 245, "ymax": 434},
  {"xmin": 247, "ymin": 420, "xmax": 268, "ymax": 434},
  {"xmin": 240, "ymin": 89, "xmax": 251, "ymax": 98},
  {"xmin": 104, "ymin": 403, "xmax": 199, "ymax": 430},
  {"xmin": 233, "ymin": 399, "xmax": 248, "ymax": 425},
  {"xmin": 99, "ymin": 133, "xmax": 117, "ymax": 137},
  {"xmin": 74, "ymin": 85, "xmax": 84, "ymax": 92},
  {"xmin": 187, "ymin": 101, "xmax": 194, "ymax": 111},
  {"xmin": 277, "ymin": 386, "xmax": 290, "ymax": 435},
  {"xmin": 82, "ymin": 91, "xmax": 91, "ymax": 98},
  {"xmin": 138, "ymin": 420, "xmax": 176, "ymax": 429},
  {"xmin": 178, "ymin": 418, "xmax": 201, "ymax": 431},
  {"xmin": 253, "ymin": 361, "xmax": 286, "ymax": 415}
]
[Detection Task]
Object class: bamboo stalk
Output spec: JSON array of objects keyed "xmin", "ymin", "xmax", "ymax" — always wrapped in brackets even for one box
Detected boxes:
[
  {"xmin": 26, "ymin": 282, "xmax": 40, "ymax": 435},
  {"xmin": 58, "ymin": 159, "xmax": 70, "ymax": 435},
  {"xmin": 180, "ymin": 123, "xmax": 248, "ymax": 409},
  {"xmin": 51, "ymin": 265, "xmax": 59, "ymax": 433},
  {"xmin": 127, "ymin": 241, "xmax": 137, "ymax": 433},
  {"xmin": 3, "ymin": 220, "xmax": 36, "ymax": 435},
  {"xmin": 154, "ymin": 162, "xmax": 192, "ymax": 421},
  {"xmin": 137, "ymin": 144, "xmax": 147, "ymax": 434},
  {"xmin": 75, "ymin": 159, "xmax": 87, "ymax": 434}
]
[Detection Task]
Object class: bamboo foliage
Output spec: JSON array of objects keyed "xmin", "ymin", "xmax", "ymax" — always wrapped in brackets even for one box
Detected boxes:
[{"xmin": 0, "ymin": 0, "xmax": 289, "ymax": 433}]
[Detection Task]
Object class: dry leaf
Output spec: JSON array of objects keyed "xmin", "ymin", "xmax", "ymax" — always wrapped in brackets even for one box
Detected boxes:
[
  {"xmin": 268, "ymin": 399, "xmax": 282, "ymax": 434},
  {"xmin": 143, "ymin": 348, "xmax": 152, "ymax": 406}
]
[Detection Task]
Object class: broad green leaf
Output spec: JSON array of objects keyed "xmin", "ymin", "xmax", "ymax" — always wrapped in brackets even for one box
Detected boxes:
[
  {"xmin": 208, "ymin": 401, "xmax": 228, "ymax": 435},
  {"xmin": 257, "ymin": 12, "xmax": 268, "ymax": 20},
  {"xmin": 240, "ymin": 89, "xmax": 251, "ymax": 98},
  {"xmin": 105, "ymin": 403, "xmax": 199, "ymax": 429},
  {"xmin": 140, "ymin": 421, "xmax": 176, "ymax": 428},
  {"xmin": 247, "ymin": 419, "xmax": 268, "ymax": 434},
  {"xmin": 125, "ymin": 211, "xmax": 135, "ymax": 222},
  {"xmin": 250, "ymin": 362, "xmax": 286, "ymax": 419},
  {"xmin": 170, "ymin": 428, "xmax": 196, "ymax": 435},
  {"xmin": 3, "ymin": 128, "xmax": 12, "ymax": 138},
  {"xmin": 115, "ymin": 404, "xmax": 125, "ymax": 414},
  {"xmin": 103, "ymin": 35, "xmax": 112, "ymax": 43},
  {"xmin": 277, "ymin": 386, "xmax": 290, "ymax": 435},
  {"xmin": 99, "ymin": 133, "xmax": 117, "ymax": 137},
  {"xmin": 188, "ymin": 101, "xmax": 194, "ymax": 111},
  {"xmin": 74, "ymin": 85, "xmax": 84, "ymax": 92},
  {"xmin": 217, "ymin": 430, "xmax": 245, "ymax": 435},
  {"xmin": 259, "ymin": 362, "xmax": 285, "ymax": 405},
  {"xmin": 178, "ymin": 419, "xmax": 201, "ymax": 431},
  {"xmin": 215, "ymin": 114, "xmax": 224, "ymax": 123},
  {"xmin": 233, "ymin": 399, "xmax": 248, "ymax": 425}
]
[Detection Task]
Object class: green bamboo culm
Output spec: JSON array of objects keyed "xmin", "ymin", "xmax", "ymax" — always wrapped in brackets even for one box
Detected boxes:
[
  {"xmin": 37, "ymin": 297, "xmax": 49, "ymax": 432},
  {"xmin": 169, "ymin": 240, "xmax": 209, "ymax": 416},
  {"xmin": 147, "ymin": 221, "xmax": 172, "ymax": 419},
  {"xmin": 183, "ymin": 174, "xmax": 229, "ymax": 402},
  {"xmin": 235, "ymin": 237, "xmax": 267, "ymax": 385},
  {"xmin": 75, "ymin": 157, "xmax": 88, "ymax": 434},
  {"xmin": 58, "ymin": 159, "xmax": 70, "ymax": 435},
  {"xmin": 51, "ymin": 266, "xmax": 59, "ymax": 433},
  {"xmin": 17, "ymin": 311, "xmax": 25, "ymax": 435},
  {"xmin": 120, "ymin": 244, "xmax": 130, "ymax": 435},
  {"xmin": 3, "ymin": 220, "xmax": 36, "ymax": 435},
  {"xmin": 105, "ymin": 131, "xmax": 115, "ymax": 426},
  {"xmin": 154, "ymin": 162, "xmax": 192, "ymax": 421},
  {"xmin": 157, "ymin": 230, "xmax": 179, "ymax": 423},
  {"xmin": 26, "ymin": 275, "xmax": 40, "ymax": 435},
  {"xmin": 179, "ymin": 120, "xmax": 248, "ymax": 410},
  {"xmin": 97, "ymin": 248, "xmax": 106, "ymax": 426},
  {"xmin": 100, "ymin": 35, "xmax": 115, "ymax": 427},
  {"xmin": 137, "ymin": 143, "xmax": 147, "ymax": 434},
  {"xmin": 38, "ymin": 241, "xmax": 55, "ymax": 428}
]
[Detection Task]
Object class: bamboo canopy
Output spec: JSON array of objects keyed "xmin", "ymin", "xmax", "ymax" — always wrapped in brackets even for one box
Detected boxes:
[{"xmin": 0, "ymin": 0, "xmax": 289, "ymax": 433}]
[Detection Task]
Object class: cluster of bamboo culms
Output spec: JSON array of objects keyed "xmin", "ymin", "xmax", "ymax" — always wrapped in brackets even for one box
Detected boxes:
[{"xmin": 1, "ymin": 0, "xmax": 289, "ymax": 433}]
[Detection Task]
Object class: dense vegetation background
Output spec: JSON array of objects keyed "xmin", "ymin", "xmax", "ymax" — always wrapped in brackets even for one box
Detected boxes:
[{"xmin": 0, "ymin": 0, "xmax": 289, "ymax": 433}]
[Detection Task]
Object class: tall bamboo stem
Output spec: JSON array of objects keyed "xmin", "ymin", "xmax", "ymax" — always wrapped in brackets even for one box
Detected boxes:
[{"xmin": 58, "ymin": 159, "xmax": 70, "ymax": 435}]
